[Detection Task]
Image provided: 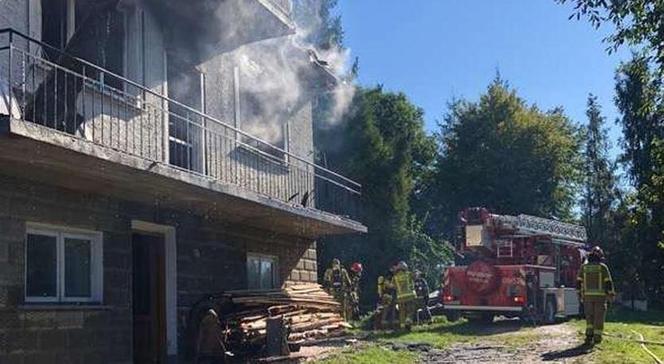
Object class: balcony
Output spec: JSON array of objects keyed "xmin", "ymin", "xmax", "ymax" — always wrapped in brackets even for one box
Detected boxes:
[
  {"xmin": 259, "ymin": 0, "xmax": 294, "ymax": 29},
  {"xmin": 0, "ymin": 29, "xmax": 365, "ymax": 238}
]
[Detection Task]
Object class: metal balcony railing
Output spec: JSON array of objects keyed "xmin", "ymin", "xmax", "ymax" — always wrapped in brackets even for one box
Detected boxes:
[{"xmin": 0, "ymin": 29, "xmax": 361, "ymax": 222}]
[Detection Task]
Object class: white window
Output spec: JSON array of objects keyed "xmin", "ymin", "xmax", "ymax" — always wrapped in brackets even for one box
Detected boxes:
[
  {"xmin": 25, "ymin": 224, "xmax": 103, "ymax": 303},
  {"xmin": 247, "ymin": 254, "xmax": 278, "ymax": 290},
  {"xmin": 496, "ymin": 240, "xmax": 514, "ymax": 258}
]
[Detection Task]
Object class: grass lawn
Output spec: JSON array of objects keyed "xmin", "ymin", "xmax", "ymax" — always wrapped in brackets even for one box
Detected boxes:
[
  {"xmin": 317, "ymin": 345, "xmax": 417, "ymax": 364},
  {"xmin": 570, "ymin": 307, "xmax": 664, "ymax": 364}
]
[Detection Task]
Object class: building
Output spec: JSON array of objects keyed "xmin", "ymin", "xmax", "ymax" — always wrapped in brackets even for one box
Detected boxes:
[{"xmin": 0, "ymin": 0, "xmax": 366, "ymax": 362}]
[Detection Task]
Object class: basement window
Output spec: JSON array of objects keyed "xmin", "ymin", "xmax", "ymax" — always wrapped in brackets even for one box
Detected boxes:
[
  {"xmin": 25, "ymin": 224, "xmax": 103, "ymax": 303},
  {"xmin": 247, "ymin": 254, "xmax": 278, "ymax": 290}
]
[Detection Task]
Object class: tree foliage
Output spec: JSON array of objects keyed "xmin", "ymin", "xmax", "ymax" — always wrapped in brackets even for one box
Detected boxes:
[
  {"xmin": 292, "ymin": 0, "xmax": 343, "ymax": 49},
  {"xmin": 614, "ymin": 55, "xmax": 664, "ymax": 305},
  {"xmin": 316, "ymin": 87, "xmax": 453, "ymax": 304},
  {"xmin": 431, "ymin": 78, "xmax": 583, "ymax": 235},
  {"xmin": 581, "ymin": 94, "xmax": 618, "ymax": 245},
  {"xmin": 557, "ymin": 0, "xmax": 664, "ymax": 73}
]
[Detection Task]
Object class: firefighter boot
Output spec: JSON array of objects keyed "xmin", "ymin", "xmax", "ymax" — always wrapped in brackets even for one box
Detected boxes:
[{"xmin": 593, "ymin": 331, "xmax": 603, "ymax": 344}]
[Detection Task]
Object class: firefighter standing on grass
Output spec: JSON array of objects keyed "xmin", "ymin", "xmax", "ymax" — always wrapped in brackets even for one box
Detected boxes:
[
  {"xmin": 577, "ymin": 246, "xmax": 615, "ymax": 345},
  {"xmin": 323, "ymin": 258, "xmax": 352, "ymax": 319},
  {"xmin": 393, "ymin": 261, "xmax": 417, "ymax": 330},
  {"xmin": 376, "ymin": 269, "xmax": 397, "ymax": 329},
  {"xmin": 414, "ymin": 270, "xmax": 432, "ymax": 324},
  {"xmin": 348, "ymin": 262, "xmax": 363, "ymax": 320}
]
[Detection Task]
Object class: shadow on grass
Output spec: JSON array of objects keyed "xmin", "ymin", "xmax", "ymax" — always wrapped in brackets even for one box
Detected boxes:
[
  {"xmin": 540, "ymin": 343, "xmax": 593, "ymax": 361},
  {"xmin": 605, "ymin": 307, "xmax": 664, "ymax": 326}
]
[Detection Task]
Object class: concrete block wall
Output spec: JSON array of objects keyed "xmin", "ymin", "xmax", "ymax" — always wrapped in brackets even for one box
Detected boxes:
[
  {"xmin": 0, "ymin": 173, "xmax": 319, "ymax": 363},
  {"xmin": 0, "ymin": 175, "xmax": 133, "ymax": 364},
  {"xmin": 287, "ymin": 243, "xmax": 318, "ymax": 284}
]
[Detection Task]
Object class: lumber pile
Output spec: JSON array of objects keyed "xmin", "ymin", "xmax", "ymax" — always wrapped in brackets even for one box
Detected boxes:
[{"xmin": 218, "ymin": 284, "xmax": 351, "ymax": 352}]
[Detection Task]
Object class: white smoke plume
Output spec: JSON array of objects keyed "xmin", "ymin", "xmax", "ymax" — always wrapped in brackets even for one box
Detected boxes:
[
  {"xmin": 213, "ymin": 0, "xmax": 355, "ymax": 143},
  {"xmin": 151, "ymin": 0, "xmax": 355, "ymax": 144}
]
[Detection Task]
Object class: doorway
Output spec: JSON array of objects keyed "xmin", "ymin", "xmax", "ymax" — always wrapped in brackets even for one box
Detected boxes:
[{"xmin": 132, "ymin": 232, "xmax": 167, "ymax": 364}]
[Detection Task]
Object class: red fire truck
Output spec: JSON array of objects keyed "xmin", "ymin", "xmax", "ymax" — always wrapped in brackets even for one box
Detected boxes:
[{"xmin": 440, "ymin": 207, "xmax": 586, "ymax": 323}]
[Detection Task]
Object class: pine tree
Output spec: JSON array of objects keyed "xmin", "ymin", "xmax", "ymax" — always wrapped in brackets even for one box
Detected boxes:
[{"xmin": 581, "ymin": 94, "xmax": 617, "ymax": 245}]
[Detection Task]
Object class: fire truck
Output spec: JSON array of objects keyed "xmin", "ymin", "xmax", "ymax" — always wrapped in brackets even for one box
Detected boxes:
[{"xmin": 440, "ymin": 207, "xmax": 586, "ymax": 324}]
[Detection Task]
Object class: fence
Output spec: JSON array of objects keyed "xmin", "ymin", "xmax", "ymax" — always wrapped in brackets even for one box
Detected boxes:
[{"xmin": 0, "ymin": 28, "xmax": 362, "ymax": 222}]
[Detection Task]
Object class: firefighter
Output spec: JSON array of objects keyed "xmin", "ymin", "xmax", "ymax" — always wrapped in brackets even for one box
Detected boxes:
[
  {"xmin": 393, "ymin": 261, "xmax": 417, "ymax": 330},
  {"xmin": 323, "ymin": 258, "xmax": 351, "ymax": 319},
  {"xmin": 375, "ymin": 269, "xmax": 397, "ymax": 330},
  {"xmin": 577, "ymin": 246, "xmax": 615, "ymax": 345},
  {"xmin": 348, "ymin": 262, "xmax": 363, "ymax": 320},
  {"xmin": 414, "ymin": 270, "xmax": 432, "ymax": 324}
]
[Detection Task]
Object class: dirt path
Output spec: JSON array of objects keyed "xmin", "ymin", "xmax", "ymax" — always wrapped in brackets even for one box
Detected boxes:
[{"xmin": 419, "ymin": 322, "xmax": 594, "ymax": 364}]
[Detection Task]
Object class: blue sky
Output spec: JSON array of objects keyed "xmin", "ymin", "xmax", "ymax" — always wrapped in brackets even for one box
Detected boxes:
[{"xmin": 337, "ymin": 0, "xmax": 630, "ymax": 156}]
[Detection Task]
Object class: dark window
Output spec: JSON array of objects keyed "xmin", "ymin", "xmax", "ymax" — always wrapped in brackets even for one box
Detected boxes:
[
  {"xmin": 168, "ymin": 62, "xmax": 204, "ymax": 172},
  {"xmin": 247, "ymin": 254, "xmax": 277, "ymax": 290},
  {"xmin": 64, "ymin": 238, "xmax": 92, "ymax": 298},
  {"xmin": 25, "ymin": 226, "xmax": 102, "ymax": 303},
  {"xmin": 26, "ymin": 233, "xmax": 58, "ymax": 299},
  {"xmin": 41, "ymin": 0, "xmax": 68, "ymax": 61},
  {"xmin": 93, "ymin": 10, "xmax": 125, "ymax": 90}
]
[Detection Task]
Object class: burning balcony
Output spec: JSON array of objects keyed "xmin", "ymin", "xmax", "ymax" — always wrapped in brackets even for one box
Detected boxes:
[{"xmin": 0, "ymin": 29, "xmax": 365, "ymax": 238}]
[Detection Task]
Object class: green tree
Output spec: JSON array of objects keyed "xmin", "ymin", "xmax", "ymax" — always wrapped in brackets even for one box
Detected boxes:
[
  {"xmin": 614, "ymin": 55, "xmax": 664, "ymax": 305},
  {"xmin": 317, "ymin": 87, "xmax": 452, "ymax": 306},
  {"xmin": 432, "ymin": 78, "xmax": 583, "ymax": 236},
  {"xmin": 557, "ymin": 0, "xmax": 664, "ymax": 72},
  {"xmin": 581, "ymin": 94, "xmax": 618, "ymax": 245},
  {"xmin": 615, "ymin": 55, "xmax": 663, "ymax": 187},
  {"xmin": 292, "ymin": 0, "xmax": 343, "ymax": 50}
]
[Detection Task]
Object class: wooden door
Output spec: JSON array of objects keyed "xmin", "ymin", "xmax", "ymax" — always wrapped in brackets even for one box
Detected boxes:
[{"xmin": 132, "ymin": 233, "xmax": 166, "ymax": 364}]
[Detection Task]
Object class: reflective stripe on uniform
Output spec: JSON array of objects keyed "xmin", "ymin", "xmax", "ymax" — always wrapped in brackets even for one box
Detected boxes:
[{"xmin": 583, "ymin": 264, "xmax": 605, "ymax": 296}]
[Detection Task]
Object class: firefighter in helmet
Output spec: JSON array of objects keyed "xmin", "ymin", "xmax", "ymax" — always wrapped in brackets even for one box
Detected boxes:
[
  {"xmin": 375, "ymin": 268, "xmax": 397, "ymax": 330},
  {"xmin": 414, "ymin": 270, "xmax": 432, "ymax": 324},
  {"xmin": 393, "ymin": 261, "xmax": 417, "ymax": 330},
  {"xmin": 348, "ymin": 262, "xmax": 363, "ymax": 320},
  {"xmin": 577, "ymin": 246, "xmax": 615, "ymax": 345},
  {"xmin": 323, "ymin": 258, "xmax": 352, "ymax": 319}
]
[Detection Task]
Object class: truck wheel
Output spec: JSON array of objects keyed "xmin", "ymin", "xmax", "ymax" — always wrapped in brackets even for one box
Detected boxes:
[
  {"xmin": 543, "ymin": 297, "xmax": 556, "ymax": 324},
  {"xmin": 445, "ymin": 311, "xmax": 460, "ymax": 322}
]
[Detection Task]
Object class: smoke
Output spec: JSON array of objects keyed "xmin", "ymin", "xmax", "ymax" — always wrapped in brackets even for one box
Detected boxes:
[
  {"xmin": 226, "ymin": 35, "xmax": 355, "ymax": 144},
  {"xmin": 149, "ymin": 0, "xmax": 355, "ymax": 145},
  {"xmin": 220, "ymin": 1, "xmax": 355, "ymax": 144}
]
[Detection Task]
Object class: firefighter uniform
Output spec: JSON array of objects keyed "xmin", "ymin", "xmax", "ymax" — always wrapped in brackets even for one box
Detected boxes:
[
  {"xmin": 414, "ymin": 271, "xmax": 432, "ymax": 324},
  {"xmin": 393, "ymin": 262, "xmax": 417, "ymax": 330},
  {"xmin": 323, "ymin": 259, "xmax": 352, "ymax": 319},
  {"xmin": 577, "ymin": 248, "xmax": 615, "ymax": 345},
  {"xmin": 376, "ymin": 275, "xmax": 396, "ymax": 329},
  {"xmin": 348, "ymin": 262, "xmax": 363, "ymax": 320}
]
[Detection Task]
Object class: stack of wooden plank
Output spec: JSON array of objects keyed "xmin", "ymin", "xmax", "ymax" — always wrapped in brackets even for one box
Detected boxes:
[{"xmin": 220, "ymin": 284, "xmax": 351, "ymax": 349}]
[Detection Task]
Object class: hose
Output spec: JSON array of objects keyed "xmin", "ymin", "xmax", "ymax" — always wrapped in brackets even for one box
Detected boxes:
[
  {"xmin": 603, "ymin": 331, "xmax": 664, "ymax": 364},
  {"xmin": 631, "ymin": 330, "xmax": 663, "ymax": 364},
  {"xmin": 603, "ymin": 332, "xmax": 664, "ymax": 347}
]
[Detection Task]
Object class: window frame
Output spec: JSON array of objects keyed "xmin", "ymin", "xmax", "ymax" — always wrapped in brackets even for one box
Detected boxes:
[
  {"xmin": 246, "ymin": 253, "xmax": 279, "ymax": 290},
  {"xmin": 24, "ymin": 223, "xmax": 103, "ymax": 304}
]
